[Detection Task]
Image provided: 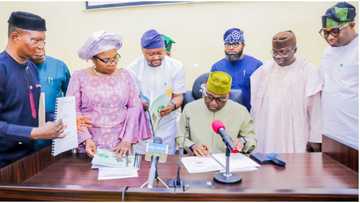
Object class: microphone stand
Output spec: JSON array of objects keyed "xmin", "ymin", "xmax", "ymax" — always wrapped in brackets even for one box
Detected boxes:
[
  {"xmin": 140, "ymin": 110, "xmax": 169, "ymax": 189},
  {"xmin": 213, "ymin": 141, "xmax": 242, "ymax": 184},
  {"xmin": 167, "ymin": 116, "xmax": 189, "ymax": 191}
]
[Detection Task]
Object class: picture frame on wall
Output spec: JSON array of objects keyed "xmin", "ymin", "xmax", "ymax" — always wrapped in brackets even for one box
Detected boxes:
[{"xmin": 85, "ymin": 1, "xmax": 189, "ymax": 10}]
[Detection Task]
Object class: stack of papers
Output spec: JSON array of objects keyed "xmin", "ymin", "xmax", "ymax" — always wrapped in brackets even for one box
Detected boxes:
[
  {"xmin": 92, "ymin": 148, "xmax": 140, "ymax": 180},
  {"xmin": 51, "ymin": 96, "xmax": 78, "ymax": 156},
  {"xmin": 181, "ymin": 153, "xmax": 260, "ymax": 174}
]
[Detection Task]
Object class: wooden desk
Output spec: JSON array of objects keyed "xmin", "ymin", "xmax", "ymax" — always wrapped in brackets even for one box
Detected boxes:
[
  {"xmin": 323, "ymin": 135, "xmax": 358, "ymax": 172},
  {"xmin": 0, "ymin": 147, "xmax": 358, "ymax": 201}
]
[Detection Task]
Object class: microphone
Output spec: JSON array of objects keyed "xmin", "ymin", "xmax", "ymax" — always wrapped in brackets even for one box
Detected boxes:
[
  {"xmin": 211, "ymin": 120, "xmax": 239, "ymax": 153},
  {"xmin": 145, "ymin": 137, "xmax": 168, "ymax": 189},
  {"xmin": 211, "ymin": 120, "xmax": 242, "ymax": 184}
]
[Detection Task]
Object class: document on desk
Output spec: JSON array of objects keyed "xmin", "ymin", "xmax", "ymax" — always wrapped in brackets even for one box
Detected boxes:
[
  {"xmin": 98, "ymin": 167, "xmax": 138, "ymax": 180},
  {"xmin": 181, "ymin": 153, "xmax": 260, "ymax": 174},
  {"xmin": 92, "ymin": 148, "xmax": 140, "ymax": 180},
  {"xmin": 212, "ymin": 153, "xmax": 260, "ymax": 172},
  {"xmin": 181, "ymin": 156, "xmax": 223, "ymax": 173},
  {"xmin": 92, "ymin": 148, "xmax": 136, "ymax": 168}
]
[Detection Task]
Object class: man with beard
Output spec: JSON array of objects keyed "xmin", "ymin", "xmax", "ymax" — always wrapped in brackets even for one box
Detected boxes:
[
  {"xmin": 176, "ymin": 71, "xmax": 256, "ymax": 156},
  {"xmin": 127, "ymin": 29, "xmax": 186, "ymax": 154},
  {"xmin": 211, "ymin": 28, "xmax": 262, "ymax": 111},
  {"xmin": 319, "ymin": 2, "xmax": 358, "ymax": 150},
  {"xmin": 250, "ymin": 31, "xmax": 322, "ymax": 153}
]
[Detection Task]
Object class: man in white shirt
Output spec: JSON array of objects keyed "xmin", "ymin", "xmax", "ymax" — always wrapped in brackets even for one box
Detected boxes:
[
  {"xmin": 319, "ymin": 2, "xmax": 358, "ymax": 149},
  {"xmin": 127, "ymin": 29, "xmax": 186, "ymax": 154}
]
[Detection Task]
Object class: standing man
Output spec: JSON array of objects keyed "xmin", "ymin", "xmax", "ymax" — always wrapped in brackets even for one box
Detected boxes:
[
  {"xmin": 0, "ymin": 11, "xmax": 65, "ymax": 167},
  {"xmin": 251, "ymin": 31, "xmax": 322, "ymax": 153},
  {"xmin": 127, "ymin": 29, "xmax": 186, "ymax": 154},
  {"xmin": 176, "ymin": 71, "xmax": 256, "ymax": 156},
  {"xmin": 319, "ymin": 2, "xmax": 358, "ymax": 149},
  {"xmin": 211, "ymin": 28, "xmax": 263, "ymax": 111},
  {"xmin": 31, "ymin": 42, "xmax": 71, "ymax": 150},
  {"xmin": 31, "ymin": 50, "xmax": 71, "ymax": 122}
]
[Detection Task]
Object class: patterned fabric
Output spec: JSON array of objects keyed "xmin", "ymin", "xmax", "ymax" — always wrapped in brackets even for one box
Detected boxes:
[
  {"xmin": 161, "ymin": 34, "xmax": 176, "ymax": 52},
  {"xmin": 66, "ymin": 68, "xmax": 151, "ymax": 152},
  {"xmin": 78, "ymin": 31, "xmax": 122, "ymax": 60},
  {"xmin": 223, "ymin": 28, "xmax": 244, "ymax": 44},
  {"xmin": 322, "ymin": 2, "xmax": 356, "ymax": 28},
  {"xmin": 207, "ymin": 71, "xmax": 232, "ymax": 95},
  {"xmin": 141, "ymin": 29, "xmax": 164, "ymax": 49}
]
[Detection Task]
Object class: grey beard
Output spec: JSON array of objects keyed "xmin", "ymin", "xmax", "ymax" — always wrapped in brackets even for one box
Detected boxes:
[{"xmin": 225, "ymin": 50, "xmax": 243, "ymax": 62}]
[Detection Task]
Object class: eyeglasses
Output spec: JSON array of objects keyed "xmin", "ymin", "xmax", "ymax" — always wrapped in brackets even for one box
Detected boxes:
[
  {"xmin": 272, "ymin": 48, "xmax": 295, "ymax": 58},
  {"xmin": 30, "ymin": 38, "xmax": 46, "ymax": 47},
  {"xmin": 94, "ymin": 53, "xmax": 121, "ymax": 64},
  {"xmin": 203, "ymin": 91, "xmax": 227, "ymax": 103},
  {"xmin": 225, "ymin": 43, "xmax": 241, "ymax": 48},
  {"xmin": 318, "ymin": 23, "xmax": 349, "ymax": 38}
]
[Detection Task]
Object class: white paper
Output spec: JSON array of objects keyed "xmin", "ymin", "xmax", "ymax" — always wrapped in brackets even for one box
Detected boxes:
[
  {"xmin": 211, "ymin": 153, "xmax": 260, "ymax": 172},
  {"xmin": 181, "ymin": 153, "xmax": 260, "ymax": 174},
  {"xmin": 38, "ymin": 92, "xmax": 46, "ymax": 127},
  {"xmin": 97, "ymin": 167, "xmax": 138, "ymax": 180},
  {"xmin": 181, "ymin": 156, "xmax": 223, "ymax": 173},
  {"xmin": 51, "ymin": 96, "xmax": 78, "ymax": 156}
]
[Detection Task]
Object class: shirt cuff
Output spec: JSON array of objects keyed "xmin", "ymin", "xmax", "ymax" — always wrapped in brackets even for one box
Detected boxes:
[
  {"xmin": 6, "ymin": 124, "xmax": 33, "ymax": 138},
  {"xmin": 183, "ymin": 139, "xmax": 195, "ymax": 152}
]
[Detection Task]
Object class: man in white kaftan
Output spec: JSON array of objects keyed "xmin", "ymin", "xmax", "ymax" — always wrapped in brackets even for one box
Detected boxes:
[
  {"xmin": 319, "ymin": 2, "xmax": 358, "ymax": 150},
  {"xmin": 127, "ymin": 29, "xmax": 186, "ymax": 154},
  {"xmin": 251, "ymin": 31, "xmax": 322, "ymax": 153}
]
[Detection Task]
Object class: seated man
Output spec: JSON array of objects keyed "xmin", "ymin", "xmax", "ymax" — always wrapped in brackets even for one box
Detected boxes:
[{"xmin": 176, "ymin": 71, "xmax": 256, "ymax": 156}]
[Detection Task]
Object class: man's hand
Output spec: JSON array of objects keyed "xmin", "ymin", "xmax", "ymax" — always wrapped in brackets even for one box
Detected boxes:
[
  {"xmin": 76, "ymin": 116, "xmax": 92, "ymax": 132},
  {"xmin": 30, "ymin": 120, "xmax": 66, "ymax": 140},
  {"xmin": 85, "ymin": 139, "xmax": 97, "ymax": 157},
  {"xmin": 113, "ymin": 140, "xmax": 132, "ymax": 157},
  {"xmin": 191, "ymin": 144, "xmax": 209, "ymax": 157},
  {"xmin": 159, "ymin": 103, "xmax": 175, "ymax": 117}
]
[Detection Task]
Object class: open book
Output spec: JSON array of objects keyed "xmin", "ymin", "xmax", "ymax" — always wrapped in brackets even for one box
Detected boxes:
[
  {"xmin": 181, "ymin": 153, "xmax": 260, "ymax": 174},
  {"xmin": 51, "ymin": 96, "xmax": 78, "ymax": 156},
  {"xmin": 147, "ymin": 93, "xmax": 171, "ymax": 130}
]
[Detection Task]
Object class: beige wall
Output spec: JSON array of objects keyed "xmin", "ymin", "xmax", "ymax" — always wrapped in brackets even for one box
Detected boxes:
[{"xmin": 0, "ymin": 1, "xmax": 358, "ymax": 89}]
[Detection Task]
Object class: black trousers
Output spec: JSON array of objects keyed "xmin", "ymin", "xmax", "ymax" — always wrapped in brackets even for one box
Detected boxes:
[{"xmin": 0, "ymin": 136, "xmax": 34, "ymax": 168}]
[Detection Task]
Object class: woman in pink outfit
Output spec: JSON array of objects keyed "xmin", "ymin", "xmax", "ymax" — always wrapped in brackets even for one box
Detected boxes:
[{"xmin": 67, "ymin": 31, "xmax": 151, "ymax": 157}]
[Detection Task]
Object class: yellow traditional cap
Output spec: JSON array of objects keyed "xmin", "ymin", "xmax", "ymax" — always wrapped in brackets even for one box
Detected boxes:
[{"xmin": 207, "ymin": 71, "xmax": 232, "ymax": 95}]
